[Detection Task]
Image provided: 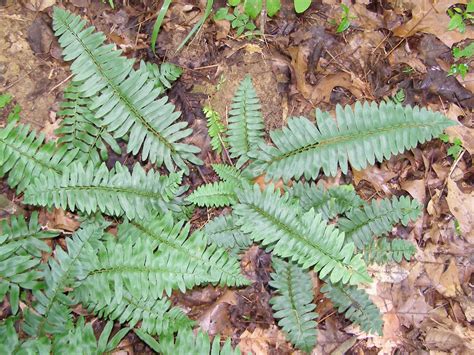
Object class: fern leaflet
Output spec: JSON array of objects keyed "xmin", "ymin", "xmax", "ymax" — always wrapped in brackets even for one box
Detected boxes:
[
  {"xmin": 204, "ymin": 213, "xmax": 251, "ymax": 251},
  {"xmin": 142, "ymin": 61, "xmax": 182, "ymax": 94},
  {"xmin": 187, "ymin": 180, "xmax": 238, "ymax": 207},
  {"xmin": 204, "ymin": 105, "xmax": 227, "ymax": 154},
  {"xmin": 363, "ymin": 237, "xmax": 416, "ymax": 264},
  {"xmin": 270, "ymin": 258, "xmax": 317, "ymax": 352},
  {"xmin": 247, "ymin": 102, "xmax": 455, "ymax": 181}
]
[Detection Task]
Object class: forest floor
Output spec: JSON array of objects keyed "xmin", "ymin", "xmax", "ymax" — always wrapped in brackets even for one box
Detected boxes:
[{"xmin": 0, "ymin": 0, "xmax": 473, "ymax": 354}]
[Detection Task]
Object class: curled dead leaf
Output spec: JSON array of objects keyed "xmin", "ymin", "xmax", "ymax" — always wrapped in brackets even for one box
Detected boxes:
[
  {"xmin": 446, "ymin": 177, "xmax": 474, "ymax": 241},
  {"xmin": 24, "ymin": 0, "xmax": 56, "ymax": 11}
]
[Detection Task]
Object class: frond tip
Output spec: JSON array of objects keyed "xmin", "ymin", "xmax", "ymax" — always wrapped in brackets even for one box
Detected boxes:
[
  {"xmin": 248, "ymin": 101, "xmax": 456, "ymax": 181},
  {"xmin": 270, "ymin": 258, "xmax": 318, "ymax": 353}
]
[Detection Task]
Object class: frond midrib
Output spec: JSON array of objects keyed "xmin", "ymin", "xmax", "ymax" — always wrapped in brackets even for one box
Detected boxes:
[
  {"xmin": 86, "ymin": 265, "xmax": 199, "ymax": 277},
  {"xmin": 285, "ymin": 266, "xmax": 304, "ymax": 337},
  {"xmin": 57, "ymin": 15, "xmax": 175, "ymax": 153},
  {"xmin": 264, "ymin": 121, "xmax": 444, "ymax": 164}
]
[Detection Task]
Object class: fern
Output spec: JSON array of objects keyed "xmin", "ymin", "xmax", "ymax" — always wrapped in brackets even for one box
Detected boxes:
[
  {"xmin": 269, "ymin": 258, "xmax": 318, "ymax": 353},
  {"xmin": 0, "ymin": 213, "xmax": 58, "ymax": 315},
  {"xmin": 212, "ymin": 163, "xmax": 249, "ymax": 185},
  {"xmin": 24, "ymin": 162, "xmax": 183, "ymax": 220},
  {"xmin": 117, "ymin": 213, "xmax": 248, "ymax": 286},
  {"xmin": 247, "ymin": 102, "xmax": 455, "ymax": 181},
  {"xmin": 23, "ymin": 220, "xmax": 106, "ymax": 336},
  {"xmin": 234, "ymin": 184, "xmax": 371, "ymax": 285},
  {"xmin": 55, "ymin": 82, "xmax": 121, "ymax": 165},
  {"xmin": 337, "ymin": 196, "xmax": 421, "ymax": 249},
  {"xmin": 0, "ymin": 123, "xmax": 78, "ymax": 193},
  {"xmin": 82, "ymin": 292, "xmax": 193, "ymax": 336},
  {"xmin": 157, "ymin": 328, "xmax": 240, "ymax": 355},
  {"xmin": 287, "ymin": 182, "xmax": 366, "ymax": 219},
  {"xmin": 204, "ymin": 213, "xmax": 251, "ymax": 250},
  {"xmin": 143, "ymin": 61, "xmax": 182, "ymax": 94},
  {"xmin": 204, "ymin": 105, "xmax": 227, "ymax": 154},
  {"xmin": 187, "ymin": 181, "xmax": 238, "ymax": 207},
  {"xmin": 53, "ymin": 7, "xmax": 201, "ymax": 173},
  {"xmin": 228, "ymin": 75, "xmax": 265, "ymax": 167},
  {"xmin": 0, "ymin": 317, "xmax": 51, "ymax": 354},
  {"xmin": 363, "ymin": 237, "xmax": 416, "ymax": 264},
  {"xmin": 321, "ymin": 282, "xmax": 383, "ymax": 335}
]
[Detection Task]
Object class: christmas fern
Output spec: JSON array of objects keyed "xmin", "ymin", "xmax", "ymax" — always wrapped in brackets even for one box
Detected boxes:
[
  {"xmin": 234, "ymin": 184, "xmax": 372, "ymax": 285},
  {"xmin": 321, "ymin": 282, "xmax": 383, "ymax": 335},
  {"xmin": 337, "ymin": 196, "xmax": 421, "ymax": 249},
  {"xmin": 247, "ymin": 102, "xmax": 455, "ymax": 181},
  {"xmin": 23, "ymin": 161, "xmax": 183, "ymax": 220},
  {"xmin": 0, "ymin": 123, "xmax": 78, "ymax": 193},
  {"xmin": 52, "ymin": 8, "xmax": 201, "ymax": 173},
  {"xmin": 187, "ymin": 180, "xmax": 238, "ymax": 207},
  {"xmin": 142, "ymin": 61, "xmax": 182, "ymax": 94},
  {"xmin": 204, "ymin": 105, "xmax": 228, "ymax": 154},
  {"xmin": 363, "ymin": 237, "xmax": 416, "ymax": 264},
  {"xmin": 117, "ymin": 213, "xmax": 248, "ymax": 286},
  {"xmin": 204, "ymin": 213, "xmax": 251, "ymax": 250},
  {"xmin": 269, "ymin": 258, "xmax": 318, "ymax": 352},
  {"xmin": 55, "ymin": 82, "xmax": 121, "ymax": 165},
  {"xmin": 228, "ymin": 75, "xmax": 265, "ymax": 167}
]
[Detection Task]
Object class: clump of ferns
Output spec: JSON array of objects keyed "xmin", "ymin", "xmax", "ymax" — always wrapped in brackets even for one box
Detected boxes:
[{"xmin": 0, "ymin": 6, "xmax": 456, "ymax": 354}]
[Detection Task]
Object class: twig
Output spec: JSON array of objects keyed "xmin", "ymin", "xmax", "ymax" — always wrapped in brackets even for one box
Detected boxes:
[{"xmin": 48, "ymin": 74, "xmax": 74, "ymax": 94}]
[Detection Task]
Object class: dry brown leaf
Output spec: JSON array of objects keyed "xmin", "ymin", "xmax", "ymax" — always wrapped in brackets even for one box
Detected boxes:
[
  {"xmin": 439, "ymin": 259, "xmax": 463, "ymax": 298},
  {"xmin": 369, "ymin": 263, "xmax": 409, "ymax": 284},
  {"xmin": 238, "ymin": 326, "xmax": 290, "ymax": 354},
  {"xmin": 446, "ymin": 177, "xmax": 474, "ymax": 241},
  {"xmin": 353, "ymin": 165, "xmax": 397, "ymax": 194},
  {"xmin": 24, "ymin": 0, "xmax": 56, "ymax": 11},
  {"xmin": 401, "ymin": 179, "xmax": 426, "ymax": 204},
  {"xmin": 197, "ymin": 290, "xmax": 236, "ymax": 336},
  {"xmin": 392, "ymin": 0, "xmax": 474, "ymax": 48},
  {"xmin": 446, "ymin": 125, "xmax": 474, "ymax": 155},
  {"xmin": 46, "ymin": 208, "xmax": 80, "ymax": 232},
  {"xmin": 398, "ymin": 294, "xmax": 433, "ymax": 328}
]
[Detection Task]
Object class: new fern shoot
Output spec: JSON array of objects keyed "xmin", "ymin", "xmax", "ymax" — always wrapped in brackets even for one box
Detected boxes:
[{"xmin": 0, "ymin": 6, "xmax": 457, "ymax": 354}]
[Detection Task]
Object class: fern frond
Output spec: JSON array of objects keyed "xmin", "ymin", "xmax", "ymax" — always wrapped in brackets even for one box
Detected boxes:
[
  {"xmin": 212, "ymin": 163, "xmax": 250, "ymax": 185},
  {"xmin": 0, "ymin": 213, "xmax": 58, "ymax": 314},
  {"xmin": 74, "ymin": 237, "xmax": 209, "ymax": 304},
  {"xmin": 247, "ymin": 102, "xmax": 456, "ymax": 181},
  {"xmin": 142, "ymin": 61, "xmax": 182, "ymax": 94},
  {"xmin": 337, "ymin": 196, "xmax": 421, "ymax": 249},
  {"xmin": 118, "ymin": 213, "xmax": 248, "ymax": 287},
  {"xmin": 204, "ymin": 105, "xmax": 227, "ymax": 154},
  {"xmin": 363, "ymin": 237, "xmax": 416, "ymax": 264},
  {"xmin": 55, "ymin": 82, "xmax": 121, "ymax": 165},
  {"xmin": 24, "ymin": 162, "xmax": 183, "ymax": 220},
  {"xmin": 0, "ymin": 123, "xmax": 78, "ymax": 192},
  {"xmin": 187, "ymin": 181, "xmax": 238, "ymax": 207},
  {"xmin": 321, "ymin": 282, "xmax": 383, "ymax": 335},
  {"xmin": 23, "ymin": 221, "xmax": 106, "ymax": 336},
  {"xmin": 269, "ymin": 258, "xmax": 317, "ymax": 353},
  {"xmin": 0, "ymin": 317, "xmax": 51, "ymax": 354},
  {"xmin": 157, "ymin": 328, "xmax": 240, "ymax": 355},
  {"xmin": 228, "ymin": 75, "xmax": 265, "ymax": 167},
  {"xmin": 53, "ymin": 8, "xmax": 201, "ymax": 173},
  {"xmin": 287, "ymin": 182, "xmax": 366, "ymax": 219},
  {"xmin": 82, "ymin": 292, "xmax": 193, "ymax": 336},
  {"xmin": 204, "ymin": 213, "xmax": 251, "ymax": 250},
  {"xmin": 52, "ymin": 318, "xmax": 129, "ymax": 354},
  {"xmin": 234, "ymin": 185, "xmax": 371, "ymax": 285}
]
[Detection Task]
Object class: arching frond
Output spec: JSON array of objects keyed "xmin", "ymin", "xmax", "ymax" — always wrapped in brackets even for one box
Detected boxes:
[
  {"xmin": 321, "ymin": 282, "xmax": 383, "ymax": 335},
  {"xmin": 337, "ymin": 196, "xmax": 421, "ymax": 249},
  {"xmin": 53, "ymin": 7, "xmax": 201, "ymax": 173},
  {"xmin": 204, "ymin": 106, "xmax": 227, "ymax": 154},
  {"xmin": 0, "ymin": 123, "xmax": 77, "ymax": 193},
  {"xmin": 270, "ymin": 258, "xmax": 317, "ymax": 353},
  {"xmin": 187, "ymin": 181, "xmax": 238, "ymax": 207},
  {"xmin": 0, "ymin": 317, "xmax": 51, "ymax": 355},
  {"xmin": 234, "ymin": 185, "xmax": 371, "ymax": 285},
  {"xmin": 363, "ymin": 237, "xmax": 416, "ymax": 265},
  {"xmin": 228, "ymin": 75, "xmax": 265, "ymax": 167},
  {"xmin": 247, "ymin": 102, "xmax": 455, "ymax": 181},
  {"xmin": 23, "ymin": 162, "xmax": 183, "ymax": 220},
  {"xmin": 204, "ymin": 213, "xmax": 251, "ymax": 251},
  {"xmin": 142, "ymin": 61, "xmax": 182, "ymax": 94},
  {"xmin": 212, "ymin": 163, "xmax": 250, "ymax": 185},
  {"xmin": 118, "ymin": 214, "xmax": 248, "ymax": 287}
]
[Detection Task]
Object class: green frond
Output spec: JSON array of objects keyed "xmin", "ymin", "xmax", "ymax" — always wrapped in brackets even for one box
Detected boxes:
[
  {"xmin": 287, "ymin": 182, "xmax": 366, "ymax": 219},
  {"xmin": 83, "ymin": 292, "xmax": 193, "ymax": 335},
  {"xmin": 23, "ymin": 221, "xmax": 106, "ymax": 337},
  {"xmin": 55, "ymin": 82, "xmax": 121, "ymax": 165},
  {"xmin": 269, "ymin": 258, "xmax": 317, "ymax": 353},
  {"xmin": 204, "ymin": 213, "xmax": 251, "ymax": 251},
  {"xmin": 142, "ymin": 61, "xmax": 182, "ymax": 94},
  {"xmin": 0, "ymin": 317, "xmax": 51, "ymax": 355},
  {"xmin": 157, "ymin": 328, "xmax": 240, "ymax": 355},
  {"xmin": 74, "ymin": 237, "xmax": 210, "ymax": 304},
  {"xmin": 337, "ymin": 196, "xmax": 421, "ymax": 249},
  {"xmin": 228, "ymin": 75, "xmax": 265, "ymax": 167},
  {"xmin": 247, "ymin": 102, "xmax": 456, "ymax": 181},
  {"xmin": 0, "ymin": 213, "xmax": 58, "ymax": 314},
  {"xmin": 117, "ymin": 213, "xmax": 248, "ymax": 287},
  {"xmin": 187, "ymin": 181, "xmax": 238, "ymax": 207},
  {"xmin": 53, "ymin": 7, "xmax": 201, "ymax": 173},
  {"xmin": 363, "ymin": 237, "xmax": 416, "ymax": 265},
  {"xmin": 52, "ymin": 318, "xmax": 129, "ymax": 354},
  {"xmin": 234, "ymin": 185, "xmax": 371, "ymax": 285},
  {"xmin": 204, "ymin": 106, "xmax": 227, "ymax": 154},
  {"xmin": 212, "ymin": 163, "xmax": 250, "ymax": 186},
  {"xmin": 321, "ymin": 282, "xmax": 383, "ymax": 335},
  {"xmin": 0, "ymin": 123, "xmax": 78, "ymax": 193},
  {"xmin": 23, "ymin": 162, "xmax": 183, "ymax": 220}
]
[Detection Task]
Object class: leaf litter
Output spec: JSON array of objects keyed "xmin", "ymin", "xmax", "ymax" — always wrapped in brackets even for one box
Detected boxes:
[{"xmin": 0, "ymin": 0, "xmax": 473, "ymax": 353}]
